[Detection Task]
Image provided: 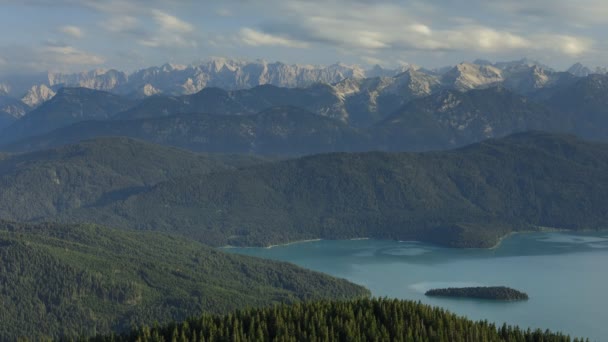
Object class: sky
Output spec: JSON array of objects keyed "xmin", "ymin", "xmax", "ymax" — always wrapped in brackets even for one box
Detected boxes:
[{"xmin": 0, "ymin": 0, "xmax": 606, "ymax": 75}]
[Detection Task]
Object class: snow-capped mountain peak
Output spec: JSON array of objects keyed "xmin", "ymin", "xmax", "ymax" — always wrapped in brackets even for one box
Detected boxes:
[{"xmin": 21, "ymin": 84, "xmax": 56, "ymax": 108}]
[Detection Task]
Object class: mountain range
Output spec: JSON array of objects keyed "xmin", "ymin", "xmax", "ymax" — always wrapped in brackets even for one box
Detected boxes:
[
  {"xmin": 2, "ymin": 72, "xmax": 607, "ymax": 154},
  {"xmin": 0, "ymin": 58, "xmax": 604, "ymax": 108}
]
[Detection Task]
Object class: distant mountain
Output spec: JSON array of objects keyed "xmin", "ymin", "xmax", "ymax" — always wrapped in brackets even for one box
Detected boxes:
[
  {"xmin": 48, "ymin": 68, "xmax": 128, "ymax": 92},
  {"xmin": 1, "ymin": 59, "xmax": 372, "ymax": 101},
  {"xmin": 567, "ymin": 63, "xmax": 594, "ymax": 77},
  {"xmin": 0, "ymin": 83, "xmax": 9, "ymax": 95},
  {"xmin": 373, "ymin": 87, "xmax": 567, "ymax": 151},
  {"xmin": 332, "ymin": 68, "xmax": 441, "ymax": 126},
  {"xmin": 6, "ymin": 108, "xmax": 369, "ymax": 155},
  {"xmin": 120, "ymin": 60, "xmax": 368, "ymax": 96},
  {"xmin": 3, "ymin": 132, "xmax": 604, "ymax": 249},
  {"xmin": 0, "ymin": 221, "xmax": 367, "ymax": 340},
  {"xmin": 20, "ymin": 84, "xmax": 55, "ymax": 108},
  {"xmin": 0, "ymin": 96, "xmax": 28, "ymax": 129},
  {"xmin": 567, "ymin": 63, "xmax": 608, "ymax": 77},
  {"xmin": 441, "ymin": 63, "xmax": 503, "ymax": 91},
  {"xmin": 0, "ymin": 87, "xmax": 135, "ymax": 144},
  {"xmin": 3, "ymin": 58, "xmax": 597, "ymax": 109},
  {"xmin": 545, "ymin": 74, "xmax": 608, "ymax": 141},
  {"xmin": 117, "ymin": 83, "xmax": 347, "ymax": 122}
]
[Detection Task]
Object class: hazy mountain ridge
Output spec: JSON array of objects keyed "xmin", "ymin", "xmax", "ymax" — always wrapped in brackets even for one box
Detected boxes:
[
  {"xmin": 1, "ymin": 58, "xmax": 604, "ymax": 107},
  {"xmin": 6, "ymin": 79, "xmax": 607, "ymax": 155},
  {"xmin": 0, "ymin": 96, "xmax": 29, "ymax": 129},
  {"xmin": 20, "ymin": 84, "xmax": 56, "ymax": 108},
  {"xmin": 0, "ymin": 87, "xmax": 136, "ymax": 144},
  {"xmin": 4, "ymin": 109, "xmax": 369, "ymax": 156}
]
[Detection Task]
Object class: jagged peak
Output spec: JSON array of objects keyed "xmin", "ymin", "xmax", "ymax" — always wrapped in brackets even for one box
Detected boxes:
[{"xmin": 21, "ymin": 84, "xmax": 56, "ymax": 108}]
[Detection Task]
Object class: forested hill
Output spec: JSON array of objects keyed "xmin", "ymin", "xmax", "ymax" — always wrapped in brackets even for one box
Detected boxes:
[
  {"xmin": 0, "ymin": 137, "xmax": 267, "ymax": 221},
  {"xmin": 94, "ymin": 298, "xmax": 587, "ymax": 342},
  {"xmin": 0, "ymin": 221, "xmax": 368, "ymax": 340},
  {"xmin": 0, "ymin": 132, "xmax": 605, "ymax": 248},
  {"xmin": 59, "ymin": 131, "xmax": 608, "ymax": 248}
]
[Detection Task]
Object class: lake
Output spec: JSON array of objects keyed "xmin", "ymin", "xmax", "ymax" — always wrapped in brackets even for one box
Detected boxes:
[{"xmin": 226, "ymin": 232, "xmax": 608, "ymax": 341}]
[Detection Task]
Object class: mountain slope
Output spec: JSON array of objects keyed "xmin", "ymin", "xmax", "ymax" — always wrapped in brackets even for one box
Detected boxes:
[
  {"xmin": 0, "ymin": 137, "xmax": 265, "ymax": 221},
  {"xmin": 0, "ymin": 221, "xmax": 368, "ymax": 340},
  {"xmin": 20, "ymin": 84, "xmax": 56, "ymax": 108},
  {"xmin": 0, "ymin": 96, "xmax": 29, "ymax": 129},
  {"xmin": 0, "ymin": 88, "xmax": 135, "ymax": 144},
  {"xmin": 373, "ymin": 87, "xmax": 566, "ymax": 151},
  {"xmin": 116, "ymin": 83, "xmax": 346, "ymax": 122},
  {"xmin": 5, "ymin": 108, "xmax": 369, "ymax": 155},
  {"xmin": 333, "ymin": 68, "xmax": 441, "ymax": 126},
  {"xmin": 47, "ymin": 132, "xmax": 608, "ymax": 248},
  {"xmin": 545, "ymin": 74, "xmax": 608, "ymax": 141}
]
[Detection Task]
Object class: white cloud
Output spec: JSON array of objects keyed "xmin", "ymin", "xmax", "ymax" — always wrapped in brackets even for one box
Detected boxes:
[
  {"xmin": 60, "ymin": 25, "xmax": 84, "ymax": 38},
  {"xmin": 101, "ymin": 15, "xmax": 138, "ymax": 33},
  {"xmin": 240, "ymin": 28, "xmax": 308, "ymax": 48},
  {"xmin": 536, "ymin": 35, "xmax": 593, "ymax": 56},
  {"xmin": 43, "ymin": 45, "xmax": 105, "ymax": 65},
  {"xmin": 360, "ymin": 55, "xmax": 383, "ymax": 66},
  {"xmin": 244, "ymin": 0, "xmax": 596, "ymax": 65},
  {"xmin": 0, "ymin": 44, "xmax": 105, "ymax": 74},
  {"xmin": 138, "ymin": 35, "xmax": 197, "ymax": 48},
  {"xmin": 132, "ymin": 9, "xmax": 198, "ymax": 49},
  {"xmin": 409, "ymin": 24, "xmax": 432, "ymax": 36},
  {"xmin": 150, "ymin": 9, "xmax": 194, "ymax": 33}
]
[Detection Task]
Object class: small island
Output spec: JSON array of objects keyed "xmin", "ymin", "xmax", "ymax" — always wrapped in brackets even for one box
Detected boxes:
[{"xmin": 425, "ymin": 286, "xmax": 529, "ymax": 301}]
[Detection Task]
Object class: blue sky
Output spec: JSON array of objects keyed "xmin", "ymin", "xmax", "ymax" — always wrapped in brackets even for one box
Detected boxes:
[{"xmin": 0, "ymin": 0, "xmax": 606, "ymax": 74}]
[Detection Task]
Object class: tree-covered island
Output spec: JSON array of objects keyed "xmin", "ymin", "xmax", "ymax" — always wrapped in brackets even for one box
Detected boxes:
[{"xmin": 425, "ymin": 286, "xmax": 529, "ymax": 301}]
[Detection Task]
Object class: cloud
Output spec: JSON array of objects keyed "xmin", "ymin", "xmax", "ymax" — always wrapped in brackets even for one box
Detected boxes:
[
  {"xmin": 239, "ymin": 28, "xmax": 308, "ymax": 48},
  {"xmin": 100, "ymin": 15, "xmax": 138, "ymax": 33},
  {"xmin": 360, "ymin": 55, "xmax": 383, "ymax": 66},
  {"xmin": 1, "ymin": 0, "xmax": 606, "ymax": 69},
  {"xmin": 0, "ymin": 44, "xmax": 105, "ymax": 74},
  {"xmin": 60, "ymin": 25, "xmax": 84, "ymax": 38},
  {"xmin": 536, "ymin": 35, "xmax": 593, "ymax": 56},
  {"xmin": 482, "ymin": 0, "xmax": 608, "ymax": 25},
  {"xmin": 150, "ymin": 9, "xmax": 194, "ymax": 33},
  {"xmin": 131, "ymin": 9, "xmax": 198, "ymax": 48},
  {"xmin": 138, "ymin": 35, "xmax": 197, "ymax": 48},
  {"xmin": 42, "ymin": 45, "xmax": 105, "ymax": 65},
  {"xmin": 241, "ymin": 0, "xmax": 596, "ymax": 65}
]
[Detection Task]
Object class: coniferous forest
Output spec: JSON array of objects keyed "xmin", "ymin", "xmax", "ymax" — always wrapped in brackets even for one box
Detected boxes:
[{"xmin": 90, "ymin": 298, "xmax": 587, "ymax": 342}]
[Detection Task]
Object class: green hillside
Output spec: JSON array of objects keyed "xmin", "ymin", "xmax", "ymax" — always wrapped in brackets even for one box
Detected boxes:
[
  {"xmin": 0, "ymin": 132, "xmax": 605, "ymax": 248},
  {"xmin": 0, "ymin": 137, "xmax": 266, "ymax": 221},
  {"xmin": 0, "ymin": 221, "xmax": 368, "ymax": 340},
  {"xmin": 94, "ymin": 298, "xmax": 586, "ymax": 342},
  {"xmin": 59, "ymin": 132, "xmax": 608, "ymax": 248}
]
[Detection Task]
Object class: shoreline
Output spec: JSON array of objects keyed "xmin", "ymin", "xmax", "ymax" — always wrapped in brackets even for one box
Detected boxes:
[
  {"xmin": 264, "ymin": 238, "xmax": 322, "ymax": 249},
  {"xmin": 489, "ymin": 226, "xmax": 573, "ymax": 250},
  {"xmin": 223, "ymin": 228, "xmax": 605, "ymax": 250}
]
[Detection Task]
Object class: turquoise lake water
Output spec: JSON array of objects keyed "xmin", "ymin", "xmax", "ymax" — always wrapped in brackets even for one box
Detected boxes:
[{"xmin": 226, "ymin": 232, "xmax": 608, "ymax": 341}]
